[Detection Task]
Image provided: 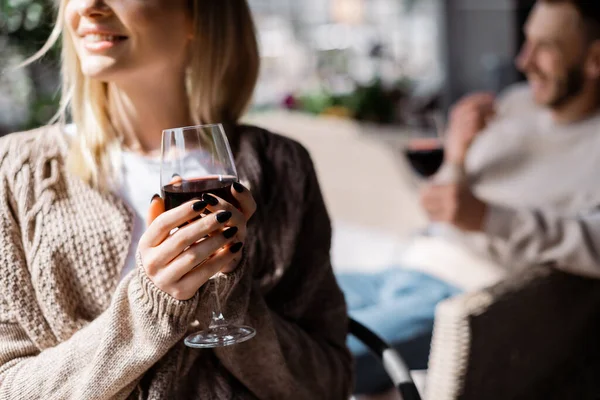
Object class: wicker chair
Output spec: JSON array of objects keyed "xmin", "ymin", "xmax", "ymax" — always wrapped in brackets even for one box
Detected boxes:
[{"xmin": 425, "ymin": 265, "xmax": 600, "ymax": 399}]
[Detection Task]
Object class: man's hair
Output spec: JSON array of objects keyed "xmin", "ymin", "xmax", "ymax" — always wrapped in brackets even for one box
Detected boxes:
[{"xmin": 541, "ymin": 0, "xmax": 600, "ymax": 41}]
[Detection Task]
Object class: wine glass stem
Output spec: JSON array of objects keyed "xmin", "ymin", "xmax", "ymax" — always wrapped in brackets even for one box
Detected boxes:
[
  {"xmin": 209, "ymin": 278, "xmax": 228, "ymax": 329},
  {"xmin": 210, "ymin": 311, "xmax": 228, "ymax": 329}
]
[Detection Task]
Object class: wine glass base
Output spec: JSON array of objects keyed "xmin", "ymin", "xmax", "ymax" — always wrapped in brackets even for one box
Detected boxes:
[{"xmin": 184, "ymin": 325, "xmax": 256, "ymax": 348}]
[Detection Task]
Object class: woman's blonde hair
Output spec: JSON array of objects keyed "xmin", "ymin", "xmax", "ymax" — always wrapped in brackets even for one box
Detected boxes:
[{"xmin": 31, "ymin": 0, "xmax": 259, "ymax": 189}]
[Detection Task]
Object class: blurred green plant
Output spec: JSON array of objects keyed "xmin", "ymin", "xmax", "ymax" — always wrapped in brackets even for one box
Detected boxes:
[
  {"xmin": 1, "ymin": 0, "xmax": 60, "ymax": 132},
  {"xmin": 1, "ymin": 0, "xmax": 56, "ymax": 52},
  {"xmin": 293, "ymin": 77, "xmax": 413, "ymax": 124}
]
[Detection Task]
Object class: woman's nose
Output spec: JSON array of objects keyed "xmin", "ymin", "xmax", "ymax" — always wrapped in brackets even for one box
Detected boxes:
[{"xmin": 76, "ymin": 0, "xmax": 112, "ymax": 19}]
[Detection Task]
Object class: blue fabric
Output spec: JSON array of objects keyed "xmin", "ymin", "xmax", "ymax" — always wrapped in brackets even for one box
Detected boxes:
[{"xmin": 337, "ymin": 268, "xmax": 461, "ymax": 394}]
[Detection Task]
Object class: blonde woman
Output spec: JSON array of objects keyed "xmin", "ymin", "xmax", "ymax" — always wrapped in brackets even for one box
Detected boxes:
[{"xmin": 0, "ymin": 0, "xmax": 352, "ymax": 399}]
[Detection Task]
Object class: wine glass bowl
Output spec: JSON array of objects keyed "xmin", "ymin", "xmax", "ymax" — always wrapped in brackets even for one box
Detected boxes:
[
  {"xmin": 162, "ymin": 177, "xmax": 240, "ymax": 211},
  {"xmin": 403, "ymin": 112, "xmax": 445, "ymax": 179},
  {"xmin": 404, "ymin": 139, "xmax": 444, "ymax": 178}
]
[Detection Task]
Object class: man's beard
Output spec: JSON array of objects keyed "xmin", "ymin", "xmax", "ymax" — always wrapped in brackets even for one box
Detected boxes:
[{"xmin": 547, "ymin": 66, "xmax": 585, "ymax": 108}]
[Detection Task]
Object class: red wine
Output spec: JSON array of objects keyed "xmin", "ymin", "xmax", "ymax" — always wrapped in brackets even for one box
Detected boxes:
[
  {"xmin": 162, "ymin": 177, "xmax": 239, "ymax": 211},
  {"xmin": 404, "ymin": 140, "xmax": 444, "ymax": 178}
]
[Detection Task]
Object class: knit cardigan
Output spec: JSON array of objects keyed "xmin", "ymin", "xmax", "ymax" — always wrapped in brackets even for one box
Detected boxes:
[{"xmin": 0, "ymin": 124, "xmax": 352, "ymax": 399}]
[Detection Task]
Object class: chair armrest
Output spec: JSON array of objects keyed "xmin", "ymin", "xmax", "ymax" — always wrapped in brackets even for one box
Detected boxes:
[
  {"xmin": 426, "ymin": 265, "xmax": 600, "ymax": 400},
  {"xmin": 348, "ymin": 318, "xmax": 422, "ymax": 400}
]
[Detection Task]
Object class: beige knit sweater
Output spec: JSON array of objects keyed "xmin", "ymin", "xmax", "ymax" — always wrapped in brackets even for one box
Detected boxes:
[{"xmin": 0, "ymin": 125, "xmax": 352, "ymax": 399}]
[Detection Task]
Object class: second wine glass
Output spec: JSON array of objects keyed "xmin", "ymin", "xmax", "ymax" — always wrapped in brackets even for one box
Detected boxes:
[
  {"xmin": 160, "ymin": 123, "xmax": 256, "ymax": 348},
  {"xmin": 403, "ymin": 112, "xmax": 445, "ymax": 179}
]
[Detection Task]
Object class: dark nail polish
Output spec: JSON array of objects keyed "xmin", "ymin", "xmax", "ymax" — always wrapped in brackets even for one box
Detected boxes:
[
  {"xmin": 172, "ymin": 173, "xmax": 181, "ymax": 179},
  {"xmin": 223, "ymin": 226, "xmax": 238, "ymax": 239},
  {"xmin": 230, "ymin": 242, "xmax": 243, "ymax": 254},
  {"xmin": 150, "ymin": 194, "xmax": 161, "ymax": 204},
  {"xmin": 192, "ymin": 200, "xmax": 207, "ymax": 212},
  {"xmin": 202, "ymin": 193, "xmax": 219, "ymax": 206},
  {"xmin": 216, "ymin": 211, "xmax": 232, "ymax": 223},
  {"xmin": 233, "ymin": 182, "xmax": 245, "ymax": 193}
]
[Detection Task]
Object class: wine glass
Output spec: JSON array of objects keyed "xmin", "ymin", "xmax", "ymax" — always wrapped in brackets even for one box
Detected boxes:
[
  {"xmin": 160, "ymin": 123, "xmax": 256, "ymax": 348},
  {"xmin": 402, "ymin": 112, "xmax": 447, "ymax": 236},
  {"xmin": 403, "ymin": 112, "xmax": 445, "ymax": 179}
]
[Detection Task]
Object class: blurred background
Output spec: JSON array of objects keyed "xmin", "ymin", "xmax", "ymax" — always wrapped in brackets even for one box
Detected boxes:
[
  {"xmin": 1, "ymin": 0, "xmax": 536, "ymax": 134},
  {"xmin": 0, "ymin": 0, "xmax": 535, "ymax": 272}
]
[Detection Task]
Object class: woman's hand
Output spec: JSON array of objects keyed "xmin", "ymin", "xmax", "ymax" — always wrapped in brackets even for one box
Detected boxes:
[{"xmin": 139, "ymin": 182, "xmax": 256, "ymax": 301}]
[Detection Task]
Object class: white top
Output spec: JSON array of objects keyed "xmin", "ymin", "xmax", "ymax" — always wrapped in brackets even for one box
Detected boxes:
[
  {"xmin": 117, "ymin": 151, "xmax": 162, "ymax": 280},
  {"xmin": 468, "ymin": 97, "xmax": 600, "ymax": 211}
]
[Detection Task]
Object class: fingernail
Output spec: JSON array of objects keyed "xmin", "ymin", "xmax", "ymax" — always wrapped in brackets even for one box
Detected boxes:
[
  {"xmin": 230, "ymin": 242, "xmax": 243, "ymax": 254},
  {"xmin": 223, "ymin": 226, "xmax": 238, "ymax": 239},
  {"xmin": 202, "ymin": 193, "xmax": 219, "ymax": 206},
  {"xmin": 192, "ymin": 200, "xmax": 207, "ymax": 212},
  {"xmin": 233, "ymin": 182, "xmax": 245, "ymax": 193},
  {"xmin": 150, "ymin": 194, "xmax": 160, "ymax": 204},
  {"xmin": 216, "ymin": 211, "xmax": 232, "ymax": 223},
  {"xmin": 172, "ymin": 173, "xmax": 181, "ymax": 179}
]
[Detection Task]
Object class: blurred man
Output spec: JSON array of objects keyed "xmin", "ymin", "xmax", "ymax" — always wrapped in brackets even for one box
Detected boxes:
[
  {"xmin": 422, "ymin": 0, "xmax": 600, "ymax": 277},
  {"xmin": 346, "ymin": 1, "xmax": 600, "ymax": 398}
]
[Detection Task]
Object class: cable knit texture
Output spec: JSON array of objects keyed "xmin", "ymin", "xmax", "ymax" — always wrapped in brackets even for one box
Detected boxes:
[{"xmin": 0, "ymin": 125, "xmax": 352, "ymax": 400}]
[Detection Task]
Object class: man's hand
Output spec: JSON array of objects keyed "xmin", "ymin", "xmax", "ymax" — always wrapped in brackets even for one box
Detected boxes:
[
  {"xmin": 445, "ymin": 93, "xmax": 496, "ymax": 165},
  {"xmin": 420, "ymin": 182, "xmax": 488, "ymax": 232}
]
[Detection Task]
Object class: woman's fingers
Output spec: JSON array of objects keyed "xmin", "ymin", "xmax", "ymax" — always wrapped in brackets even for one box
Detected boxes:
[
  {"xmin": 230, "ymin": 182, "xmax": 257, "ymax": 220},
  {"xmin": 219, "ymin": 248, "xmax": 243, "ymax": 274},
  {"xmin": 145, "ymin": 175, "xmax": 183, "ymax": 225},
  {"xmin": 147, "ymin": 194, "xmax": 165, "ymax": 226},
  {"xmin": 150, "ymin": 243, "xmax": 240, "ymax": 302},
  {"xmin": 164, "ymin": 227, "xmax": 241, "ymax": 280},
  {"xmin": 177, "ymin": 243, "xmax": 244, "ymax": 296},
  {"xmin": 202, "ymin": 191, "xmax": 248, "ymax": 226},
  {"xmin": 141, "ymin": 199, "xmax": 208, "ymax": 248},
  {"xmin": 145, "ymin": 176, "xmax": 183, "ymax": 227},
  {"xmin": 153, "ymin": 207, "xmax": 240, "ymax": 266}
]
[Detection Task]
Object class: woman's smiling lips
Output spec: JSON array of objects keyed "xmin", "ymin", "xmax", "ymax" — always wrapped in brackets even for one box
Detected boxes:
[{"xmin": 78, "ymin": 27, "xmax": 128, "ymax": 52}]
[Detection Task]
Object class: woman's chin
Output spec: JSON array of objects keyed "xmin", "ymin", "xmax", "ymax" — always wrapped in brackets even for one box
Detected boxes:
[{"xmin": 80, "ymin": 60, "xmax": 125, "ymax": 82}]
